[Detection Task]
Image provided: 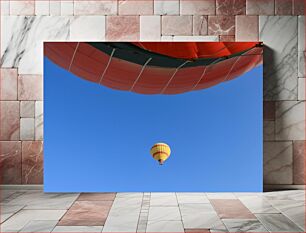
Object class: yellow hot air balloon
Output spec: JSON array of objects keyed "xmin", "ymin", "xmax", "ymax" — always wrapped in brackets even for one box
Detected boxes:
[{"xmin": 150, "ymin": 143, "xmax": 171, "ymax": 165}]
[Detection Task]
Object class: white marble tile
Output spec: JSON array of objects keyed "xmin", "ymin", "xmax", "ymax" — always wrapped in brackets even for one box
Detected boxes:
[
  {"xmin": 238, "ymin": 196, "xmax": 279, "ymax": 214},
  {"xmin": 1, "ymin": 204, "xmax": 25, "ymax": 223},
  {"xmin": 6, "ymin": 191, "xmax": 79, "ymax": 210},
  {"xmin": 20, "ymin": 101, "xmax": 35, "ymax": 118},
  {"xmin": 61, "ymin": 1, "xmax": 74, "ymax": 15},
  {"xmin": 1, "ymin": 0, "xmax": 10, "ymax": 15},
  {"xmin": 35, "ymin": 1, "xmax": 50, "ymax": 15},
  {"xmin": 150, "ymin": 193, "xmax": 177, "ymax": 206},
  {"xmin": 161, "ymin": 35, "xmax": 173, "ymax": 41},
  {"xmin": 173, "ymin": 36, "xmax": 219, "ymax": 41},
  {"xmin": 263, "ymin": 120, "xmax": 275, "ymax": 141},
  {"xmin": 260, "ymin": 16, "xmax": 298, "ymax": 100},
  {"xmin": 146, "ymin": 221, "xmax": 184, "ymax": 232},
  {"xmin": 180, "ymin": 204, "xmax": 220, "ymax": 229},
  {"xmin": 140, "ymin": 16, "xmax": 161, "ymax": 41},
  {"xmin": 1, "ymin": 16, "xmax": 70, "ymax": 74},
  {"xmin": 20, "ymin": 220, "xmax": 58, "ymax": 232},
  {"xmin": 275, "ymin": 101, "xmax": 305, "ymax": 140},
  {"xmin": 154, "ymin": 0, "xmax": 179, "ymax": 15},
  {"xmin": 102, "ymin": 205, "xmax": 141, "ymax": 232},
  {"xmin": 298, "ymin": 16, "xmax": 305, "ymax": 78},
  {"xmin": 115, "ymin": 192, "xmax": 143, "ymax": 198},
  {"xmin": 263, "ymin": 141, "xmax": 293, "ymax": 184},
  {"xmin": 74, "ymin": 1, "xmax": 117, "ymax": 15},
  {"xmin": 256, "ymin": 214, "xmax": 304, "ymax": 232},
  {"xmin": 268, "ymin": 200, "xmax": 305, "ymax": 230},
  {"xmin": 206, "ymin": 193, "xmax": 237, "ymax": 199},
  {"xmin": 176, "ymin": 193, "xmax": 210, "ymax": 204},
  {"xmin": 50, "ymin": 1, "xmax": 61, "ymax": 15},
  {"xmin": 1, "ymin": 209, "xmax": 66, "ymax": 232},
  {"xmin": 70, "ymin": 16, "xmax": 106, "ymax": 41},
  {"xmin": 298, "ymin": 78, "xmax": 305, "ymax": 100},
  {"xmin": 223, "ymin": 219, "xmax": 268, "ymax": 232},
  {"xmin": 35, "ymin": 101, "xmax": 43, "ymax": 140},
  {"xmin": 148, "ymin": 206, "xmax": 181, "ymax": 221},
  {"xmin": 263, "ymin": 190, "xmax": 305, "ymax": 201},
  {"xmin": 52, "ymin": 226, "xmax": 103, "ymax": 232},
  {"xmin": 20, "ymin": 118, "xmax": 35, "ymax": 140}
]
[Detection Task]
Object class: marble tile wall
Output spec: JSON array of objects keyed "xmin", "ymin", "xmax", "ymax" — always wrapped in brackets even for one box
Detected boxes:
[{"xmin": 0, "ymin": 0, "xmax": 305, "ymax": 186}]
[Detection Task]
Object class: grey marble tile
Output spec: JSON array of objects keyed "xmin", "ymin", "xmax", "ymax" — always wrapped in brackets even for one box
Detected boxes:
[
  {"xmin": 0, "ymin": 209, "xmax": 66, "ymax": 232},
  {"xmin": 52, "ymin": 226, "xmax": 103, "ymax": 232},
  {"xmin": 1, "ymin": 16, "xmax": 70, "ymax": 74},
  {"xmin": 263, "ymin": 141, "xmax": 293, "ymax": 184},
  {"xmin": 275, "ymin": 101, "xmax": 305, "ymax": 140},
  {"xmin": 259, "ymin": 16, "xmax": 298, "ymax": 100},
  {"xmin": 146, "ymin": 220, "xmax": 184, "ymax": 232},
  {"xmin": 298, "ymin": 16, "xmax": 305, "ymax": 78},
  {"xmin": 222, "ymin": 219, "xmax": 268, "ymax": 232},
  {"xmin": 298, "ymin": 78, "xmax": 305, "ymax": 100},
  {"xmin": 256, "ymin": 214, "xmax": 304, "ymax": 232},
  {"xmin": 1, "ymin": 204, "xmax": 25, "ymax": 223},
  {"xmin": 20, "ymin": 220, "xmax": 58, "ymax": 232}
]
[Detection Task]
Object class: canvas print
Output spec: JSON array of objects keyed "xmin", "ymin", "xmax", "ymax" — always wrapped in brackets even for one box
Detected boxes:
[{"xmin": 44, "ymin": 42, "xmax": 263, "ymax": 192}]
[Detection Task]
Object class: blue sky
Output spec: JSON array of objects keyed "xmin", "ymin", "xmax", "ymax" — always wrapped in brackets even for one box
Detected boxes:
[{"xmin": 44, "ymin": 56, "xmax": 263, "ymax": 192}]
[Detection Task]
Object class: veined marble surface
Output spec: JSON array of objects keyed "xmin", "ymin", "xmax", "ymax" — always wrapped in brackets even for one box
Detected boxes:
[
  {"xmin": 1, "ymin": 16, "xmax": 70, "ymax": 74},
  {"xmin": 260, "ymin": 16, "xmax": 298, "ymax": 101}
]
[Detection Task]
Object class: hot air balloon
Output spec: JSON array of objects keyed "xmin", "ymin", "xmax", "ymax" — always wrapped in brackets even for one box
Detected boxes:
[
  {"xmin": 44, "ymin": 42, "xmax": 263, "ymax": 95},
  {"xmin": 150, "ymin": 143, "xmax": 171, "ymax": 165}
]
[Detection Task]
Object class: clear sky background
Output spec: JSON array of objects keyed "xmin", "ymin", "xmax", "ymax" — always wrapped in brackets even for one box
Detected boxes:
[{"xmin": 44, "ymin": 57, "xmax": 263, "ymax": 192}]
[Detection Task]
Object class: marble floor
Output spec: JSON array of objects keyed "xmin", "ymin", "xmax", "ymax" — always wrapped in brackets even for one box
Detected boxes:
[{"xmin": 0, "ymin": 188, "xmax": 305, "ymax": 232}]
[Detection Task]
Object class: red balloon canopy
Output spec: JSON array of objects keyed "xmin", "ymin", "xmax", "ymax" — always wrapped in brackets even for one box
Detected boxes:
[{"xmin": 44, "ymin": 42, "xmax": 263, "ymax": 94}]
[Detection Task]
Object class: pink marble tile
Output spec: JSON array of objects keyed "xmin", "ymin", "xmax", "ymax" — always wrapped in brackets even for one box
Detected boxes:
[
  {"xmin": 78, "ymin": 193, "xmax": 116, "ymax": 201},
  {"xmin": 275, "ymin": 0, "xmax": 293, "ymax": 15},
  {"xmin": 162, "ymin": 16, "xmax": 192, "ymax": 36},
  {"xmin": 293, "ymin": 0, "xmax": 305, "ymax": 15},
  {"xmin": 180, "ymin": 0, "xmax": 215, "ymax": 15},
  {"xmin": 0, "ymin": 101, "xmax": 20, "ymax": 140},
  {"xmin": 293, "ymin": 140, "xmax": 305, "ymax": 184},
  {"xmin": 22, "ymin": 141, "xmax": 43, "ymax": 184},
  {"xmin": 246, "ymin": 0, "xmax": 274, "ymax": 15},
  {"xmin": 106, "ymin": 16, "xmax": 140, "ymax": 41},
  {"xmin": 219, "ymin": 35, "xmax": 235, "ymax": 41},
  {"xmin": 74, "ymin": 0, "xmax": 117, "ymax": 15},
  {"xmin": 18, "ymin": 75, "xmax": 43, "ymax": 101},
  {"xmin": 210, "ymin": 199, "xmax": 256, "ymax": 219},
  {"xmin": 216, "ymin": 0, "xmax": 246, "ymax": 15},
  {"xmin": 193, "ymin": 16, "xmax": 208, "ymax": 35},
  {"xmin": 264, "ymin": 101, "xmax": 275, "ymax": 121},
  {"xmin": 185, "ymin": 229, "xmax": 210, "ymax": 233},
  {"xmin": 208, "ymin": 16, "xmax": 235, "ymax": 36},
  {"xmin": 0, "ymin": 141, "xmax": 22, "ymax": 184},
  {"xmin": 58, "ymin": 201, "xmax": 113, "ymax": 226},
  {"xmin": 0, "ymin": 69, "xmax": 18, "ymax": 100},
  {"xmin": 119, "ymin": 0, "xmax": 153, "ymax": 15},
  {"xmin": 236, "ymin": 15, "xmax": 259, "ymax": 41},
  {"xmin": 10, "ymin": 0, "xmax": 35, "ymax": 15}
]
